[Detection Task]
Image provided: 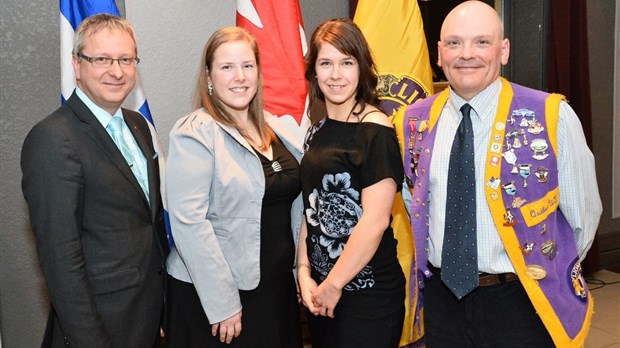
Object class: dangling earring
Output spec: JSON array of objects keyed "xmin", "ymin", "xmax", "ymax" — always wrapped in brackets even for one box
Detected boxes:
[{"xmin": 207, "ymin": 81, "xmax": 213, "ymax": 96}]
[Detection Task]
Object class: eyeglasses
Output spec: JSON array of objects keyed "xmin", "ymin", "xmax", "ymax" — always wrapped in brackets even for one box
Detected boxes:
[{"xmin": 77, "ymin": 53, "xmax": 140, "ymax": 68}]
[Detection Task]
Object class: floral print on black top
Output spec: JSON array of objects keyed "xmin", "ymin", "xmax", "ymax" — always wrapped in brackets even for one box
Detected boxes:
[{"xmin": 300, "ymin": 117, "xmax": 405, "ymax": 319}]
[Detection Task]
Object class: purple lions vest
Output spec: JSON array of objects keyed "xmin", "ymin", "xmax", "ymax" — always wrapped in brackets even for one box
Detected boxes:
[{"xmin": 398, "ymin": 78, "xmax": 593, "ymax": 347}]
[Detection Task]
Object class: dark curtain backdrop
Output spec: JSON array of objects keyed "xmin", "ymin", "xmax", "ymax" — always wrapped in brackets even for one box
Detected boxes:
[
  {"xmin": 547, "ymin": 0, "xmax": 598, "ymax": 272},
  {"xmin": 349, "ymin": 0, "xmax": 357, "ymax": 18},
  {"xmin": 547, "ymin": 0, "xmax": 593, "ymax": 146}
]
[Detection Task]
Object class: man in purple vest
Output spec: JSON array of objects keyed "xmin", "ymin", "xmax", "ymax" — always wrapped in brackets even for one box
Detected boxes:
[{"xmin": 401, "ymin": 1, "xmax": 602, "ymax": 347}]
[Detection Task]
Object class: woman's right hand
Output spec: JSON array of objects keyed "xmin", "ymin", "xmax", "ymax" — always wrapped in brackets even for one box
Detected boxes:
[
  {"xmin": 211, "ymin": 310, "xmax": 242, "ymax": 344},
  {"xmin": 297, "ymin": 271, "xmax": 320, "ymax": 316}
]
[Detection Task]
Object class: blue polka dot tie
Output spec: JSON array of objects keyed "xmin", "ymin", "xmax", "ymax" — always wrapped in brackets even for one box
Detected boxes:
[{"xmin": 441, "ymin": 103, "xmax": 478, "ymax": 299}]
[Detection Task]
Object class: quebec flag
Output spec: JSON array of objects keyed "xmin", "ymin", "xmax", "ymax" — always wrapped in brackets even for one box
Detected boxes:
[{"xmin": 60, "ymin": 0, "xmax": 172, "ymax": 247}]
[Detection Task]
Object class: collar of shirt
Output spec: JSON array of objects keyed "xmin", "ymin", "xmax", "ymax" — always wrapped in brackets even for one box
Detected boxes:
[
  {"xmin": 75, "ymin": 88, "xmax": 123, "ymax": 129},
  {"xmin": 447, "ymin": 79, "xmax": 502, "ymax": 125}
]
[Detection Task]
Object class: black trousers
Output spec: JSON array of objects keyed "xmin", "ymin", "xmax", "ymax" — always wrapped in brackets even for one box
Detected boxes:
[{"xmin": 423, "ymin": 267, "xmax": 554, "ymax": 348}]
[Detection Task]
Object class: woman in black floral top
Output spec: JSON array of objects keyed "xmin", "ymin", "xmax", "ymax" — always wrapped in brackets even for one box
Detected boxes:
[{"xmin": 297, "ymin": 18, "xmax": 406, "ymax": 348}]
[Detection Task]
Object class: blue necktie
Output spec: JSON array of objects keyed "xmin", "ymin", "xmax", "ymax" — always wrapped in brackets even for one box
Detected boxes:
[
  {"xmin": 107, "ymin": 116, "xmax": 150, "ymax": 203},
  {"xmin": 441, "ymin": 103, "xmax": 478, "ymax": 299}
]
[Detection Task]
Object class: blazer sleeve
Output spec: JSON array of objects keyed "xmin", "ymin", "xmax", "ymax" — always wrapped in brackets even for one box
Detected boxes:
[
  {"xmin": 21, "ymin": 118, "xmax": 113, "ymax": 347},
  {"xmin": 166, "ymin": 114, "xmax": 241, "ymax": 323}
]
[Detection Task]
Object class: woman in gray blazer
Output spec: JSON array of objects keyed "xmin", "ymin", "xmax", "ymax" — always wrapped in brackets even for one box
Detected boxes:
[{"xmin": 165, "ymin": 27, "xmax": 303, "ymax": 347}]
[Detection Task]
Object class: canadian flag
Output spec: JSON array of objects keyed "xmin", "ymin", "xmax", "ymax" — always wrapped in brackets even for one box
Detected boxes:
[{"xmin": 236, "ymin": 0, "xmax": 308, "ymax": 129}]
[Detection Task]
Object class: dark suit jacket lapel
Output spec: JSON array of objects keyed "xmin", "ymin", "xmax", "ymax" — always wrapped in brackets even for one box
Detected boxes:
[
  {"xmin": 124, "ymin": 110, "xmax": 170, "ymax": 256},
  {"xmin": 67, "ymin": 94, "xmax": 149, "ymax": 207},
  {"xmin": 123, "ymin": 110, "xmax": 157, "ymax": 213}
]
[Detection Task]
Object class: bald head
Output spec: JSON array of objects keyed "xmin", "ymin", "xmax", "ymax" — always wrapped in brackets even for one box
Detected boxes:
[
  {"xmin": 437, "ymin": 1, "xmax": 510, "ymax": 100},
  {"xmin": 438, "ymin": 1, "xmax": 510, "ymax": 100},
  {"xmin": 442, "ymin": 1, "xmax": 504, "ymax": 40}
]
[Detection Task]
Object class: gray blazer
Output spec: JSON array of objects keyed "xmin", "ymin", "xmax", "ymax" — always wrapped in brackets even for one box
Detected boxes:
[{"xmin": 165, "ymin": 108, "xmax": 303, "ymax": 323}]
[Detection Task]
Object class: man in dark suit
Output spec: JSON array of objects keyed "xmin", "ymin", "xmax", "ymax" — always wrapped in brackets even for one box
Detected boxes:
[{"xmin": 21, "ymin": 14, "xmax": 169, "ymax": 347}]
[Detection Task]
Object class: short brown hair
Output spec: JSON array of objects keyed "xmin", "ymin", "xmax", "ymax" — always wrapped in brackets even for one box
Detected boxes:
[{"xmin": 73, "ymin": 13, "xmax": 137, "ymax": 56}]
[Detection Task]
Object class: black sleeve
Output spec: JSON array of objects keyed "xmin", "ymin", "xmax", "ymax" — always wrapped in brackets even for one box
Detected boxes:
[{"xmin": 360, "ymin": 125, "xmax": 404, "ymax": 192}]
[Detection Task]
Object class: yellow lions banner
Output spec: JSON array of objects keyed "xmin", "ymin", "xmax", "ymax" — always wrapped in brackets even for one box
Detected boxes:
[
  {"xmin": 354, "ymin": 0, "xmax": 433, "ymax": 116},
  {"xmin": 354, "ymin": 1, "xmax": 433, "ymax": 346}
]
